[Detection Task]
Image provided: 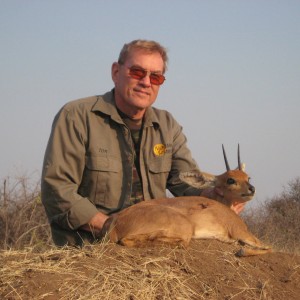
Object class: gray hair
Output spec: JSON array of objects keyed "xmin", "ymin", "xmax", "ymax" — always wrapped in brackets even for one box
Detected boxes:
[{"xmin": 117, "ymin": 39, "xmax": 168, "ymax": 73}]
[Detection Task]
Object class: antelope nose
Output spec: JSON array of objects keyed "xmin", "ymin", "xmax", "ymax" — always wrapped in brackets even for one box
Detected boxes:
[{"xmin": 249, "ymin": 185, "xmax": 255, "ymax": 194}]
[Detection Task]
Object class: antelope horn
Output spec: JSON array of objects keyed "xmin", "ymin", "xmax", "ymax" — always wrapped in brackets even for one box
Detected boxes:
[
  {"xmin": 222, "ymin": 144, "xmax": 230, "ymax": 171},
  {"xmin": 238, "ymin": 144, "xmax": 242, "ymax": 170}
]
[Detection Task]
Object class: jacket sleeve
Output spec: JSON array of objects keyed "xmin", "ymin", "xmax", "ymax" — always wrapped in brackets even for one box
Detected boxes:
[
  {"xmin": 41, "ymin": 105, "xmax": 99, "ymax": 231},
  {"xmin": 166, "ymin": 115, "xmax": 203, "ymax": 197}
]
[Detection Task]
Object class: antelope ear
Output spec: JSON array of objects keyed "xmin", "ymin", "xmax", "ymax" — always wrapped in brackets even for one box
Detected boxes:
[
  {"xmin": 179, "ymin": 171, "xmax": 216, "ymax": 189},
  {"xmin": 236, "ymin": 163, "xmax": 246, "ymax": 171}
]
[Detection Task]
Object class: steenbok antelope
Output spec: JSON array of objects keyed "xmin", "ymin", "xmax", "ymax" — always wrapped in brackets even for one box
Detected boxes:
[
  {"xmin": 106, "ymin": 145, "xmax": 271, "ymax": 257},
  {"xmin": 179, "ymin": 144, "xmax": 255, "ymax": 208}
]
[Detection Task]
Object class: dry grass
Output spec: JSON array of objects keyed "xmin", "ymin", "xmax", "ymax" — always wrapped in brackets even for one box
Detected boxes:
[
  {"xmin": 2, "ymin": 240, "xmax": 300, "ymax": 300},
  {"xmin": 0, "ymin": 174, "xmax": 52, "ymax": 250},
  {"xmin": 1, "ymin": 242, "xmax": 199, "ymax": 300},
  {"xmin": 1, "ymin": 175, "xmax": 300, "ymax": 299}
]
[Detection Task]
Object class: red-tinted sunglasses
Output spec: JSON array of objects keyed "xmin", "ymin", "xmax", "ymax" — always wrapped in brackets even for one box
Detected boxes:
[{"xmin": 128, "ymin": 66, "xmax": 166, "ymax": 85}]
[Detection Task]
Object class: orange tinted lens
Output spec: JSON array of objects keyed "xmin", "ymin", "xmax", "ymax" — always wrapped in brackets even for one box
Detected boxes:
[
  {"xmin": 150, "ymin": 74, "xmax": 165, "ymax": 85},
  {"xmin": 129, "ymin": 68, "xmax": 146, "ymax": 80},
  {"xmin": 129, "ymin": 67, "xmax": 165, "ymax": 85}
]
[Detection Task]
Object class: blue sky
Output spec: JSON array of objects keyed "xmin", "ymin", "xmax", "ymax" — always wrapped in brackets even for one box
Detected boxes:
[{"xmin": 1, "ymin": 0, "xmax": 299, "ymax": 205}]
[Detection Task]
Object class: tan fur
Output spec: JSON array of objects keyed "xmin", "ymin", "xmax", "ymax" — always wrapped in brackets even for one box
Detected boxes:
[
  {"xmin": 108, "ymin": 154, "xmax": 271, "ymax": 257},
  {"xmin": 180, "ymin": 168, "xmax": 255, "ymax": 207},
  {"xmin": 109, "ymin": 197, "xmax": 271, "ymax": 257}
]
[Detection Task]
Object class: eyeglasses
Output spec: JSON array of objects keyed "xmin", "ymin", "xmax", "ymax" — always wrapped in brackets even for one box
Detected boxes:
[{"xmin": 128, "ymin": 66, "xmax": 166, "ymax": 85}]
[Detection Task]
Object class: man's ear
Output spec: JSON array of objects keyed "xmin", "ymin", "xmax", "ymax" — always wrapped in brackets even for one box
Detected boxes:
[{"xmin": 111, "ymin": 62, "xmax": 119, "ymax": 84}]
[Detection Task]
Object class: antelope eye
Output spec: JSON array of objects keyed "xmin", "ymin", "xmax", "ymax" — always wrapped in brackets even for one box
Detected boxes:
[{"xmin": 227, "ymin": 178, "xmax": 236, "ymax": 185}]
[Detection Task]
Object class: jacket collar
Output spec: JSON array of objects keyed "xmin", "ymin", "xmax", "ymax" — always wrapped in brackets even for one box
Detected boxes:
[{"xmin": 92, "ymin": 89, "xmax": 160, "ymax": 128}]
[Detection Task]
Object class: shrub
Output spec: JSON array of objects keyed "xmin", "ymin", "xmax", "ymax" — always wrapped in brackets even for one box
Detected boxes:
[
  {"xmin": 243, "ymin": 177, "xmax": 300, "ymax": 253},
  {"xmin": 0, "ymin": 175, "xmax": 52, "ymax": 250}
]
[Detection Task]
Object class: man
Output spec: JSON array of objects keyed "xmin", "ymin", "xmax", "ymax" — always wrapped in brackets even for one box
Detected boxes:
[{"xmin": 41, "ymin": 39, "xmax": 241, "ymax": 247}]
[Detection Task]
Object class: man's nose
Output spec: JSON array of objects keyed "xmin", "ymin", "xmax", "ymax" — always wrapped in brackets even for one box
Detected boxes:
[{"xmin": 139, "ymin": 74, "xmax": 151, "ymax": 86}]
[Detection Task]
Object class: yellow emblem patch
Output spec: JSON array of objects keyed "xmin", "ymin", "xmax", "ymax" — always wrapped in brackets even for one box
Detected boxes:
[{"xmin": 153, "ymin": 144, "xmax": 166, "ymax": 156}]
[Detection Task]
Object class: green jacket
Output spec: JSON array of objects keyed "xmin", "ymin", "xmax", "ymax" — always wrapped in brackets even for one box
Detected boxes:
[{"xmin": 41, "ymin": 90, "xmax": 200, "ymax": 245}]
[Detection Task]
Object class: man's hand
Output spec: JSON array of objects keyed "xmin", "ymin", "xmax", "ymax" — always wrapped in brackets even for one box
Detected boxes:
[
  {"xmin": 80, "ymin": 212, "xmax": 109, "ymax": 236},
  {"xmin": 230, "ymin": 202, "xmax": 246, "ymax": 215},
  {"xmin": 200, "ymin": 188, "xmax": 246, "ymax": 215},
  {"xmin": 99, "ymin": 214, "xmax": 118, "ymax": 238}
]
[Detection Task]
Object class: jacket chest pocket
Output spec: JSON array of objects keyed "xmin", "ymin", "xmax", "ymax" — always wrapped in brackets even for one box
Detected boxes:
[
  {"xmin": 79, "ymin": 156, "xmax": 122, "ymax": 211},
  {"xmin": 148, "ymin": 156, "xmax": 172, "ymax": 197},
  {"xmin": 86, "ymin": 156, "xmax": 121, "ymax": 172}
]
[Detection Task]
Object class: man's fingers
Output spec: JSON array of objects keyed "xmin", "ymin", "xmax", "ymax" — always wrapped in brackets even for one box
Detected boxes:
[{"xmin": 230, "ymin": 202, "xmax": 246, "ymax": 215}]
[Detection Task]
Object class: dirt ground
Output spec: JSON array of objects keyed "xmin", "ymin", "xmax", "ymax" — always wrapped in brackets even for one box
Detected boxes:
[{"xmin": 1, "ymin": 240, "xmax": 300, "ymax": 300}]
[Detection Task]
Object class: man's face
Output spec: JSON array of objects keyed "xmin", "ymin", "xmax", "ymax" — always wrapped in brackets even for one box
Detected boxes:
[{"xmin": 112, "ymin": 49, "xmax": 165, "ymax": 115}]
